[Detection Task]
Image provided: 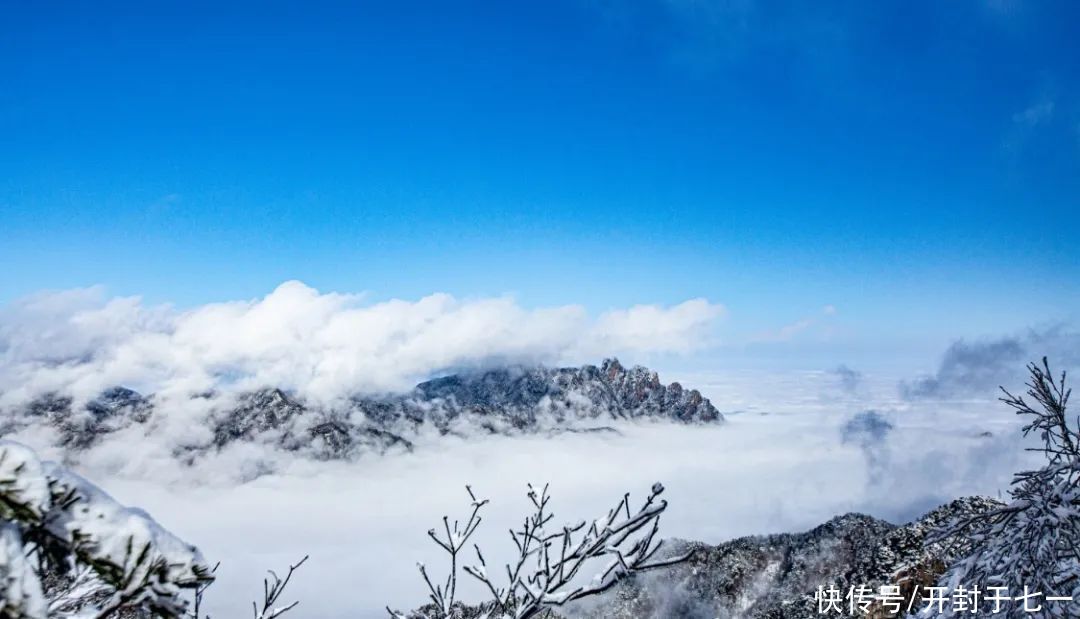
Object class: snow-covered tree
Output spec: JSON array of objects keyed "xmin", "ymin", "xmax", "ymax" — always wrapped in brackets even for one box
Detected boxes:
[
  {"xmin": 0, "ymin": 439, "xmax": 213, "ymax": 618},
  {"xmin": 926, "ymin": 358, "xmax": 1080, "ymax": 618},
  {"xmin": 388, "ymin": 482, "xmax": 691, "ymax": 619}
]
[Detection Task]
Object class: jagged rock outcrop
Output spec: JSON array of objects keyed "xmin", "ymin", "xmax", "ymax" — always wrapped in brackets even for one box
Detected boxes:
[
  {"xmin": 1, "ymin": 359, "xmax": 721, "ymax": 461},
  {"xmin": 348, "ymin": 358, "xmax": 721, "ymax": 433}
]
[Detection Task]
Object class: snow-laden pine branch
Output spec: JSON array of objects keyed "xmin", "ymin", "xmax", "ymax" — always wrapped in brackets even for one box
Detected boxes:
[
  {"xmin": 0, "ymin": 439, "xmax": 213, "ymax": 619},
  {"xmin": 925, "ymin": 358, "xmax": 1080, "ymax": 618}
]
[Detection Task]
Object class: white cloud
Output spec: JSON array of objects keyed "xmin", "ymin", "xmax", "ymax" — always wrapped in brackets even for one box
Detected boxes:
[
  {"xmin": 0, "ymin": 281, "xmax": 726, "ymax": 407},
  {"xmin": 588, "ymin": 299, "xmax": 724, "ymax": 355},
  {"xmin": 748, "ymin": 305, "xmax": 837, "ymax": 343},
  {"xmin": 1012, "ymin": 100, "xmax": 1054, "ymax": 127}
]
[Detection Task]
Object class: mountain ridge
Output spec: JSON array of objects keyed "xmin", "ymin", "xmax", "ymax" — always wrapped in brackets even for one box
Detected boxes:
[{"xmin": 0, "ymin": 358, "xmax": 722, "ymax": 462}]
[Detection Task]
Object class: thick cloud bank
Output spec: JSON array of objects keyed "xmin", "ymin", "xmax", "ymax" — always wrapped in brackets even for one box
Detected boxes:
[{"xmin": 0, "ymin": 281, "xmax": 724, "ymax": 407}]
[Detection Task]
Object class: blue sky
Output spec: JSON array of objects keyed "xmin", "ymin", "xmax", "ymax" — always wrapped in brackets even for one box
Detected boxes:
[{"xmin": 2, "ymin": 1, "xmax": 1078, "ymax": 364}]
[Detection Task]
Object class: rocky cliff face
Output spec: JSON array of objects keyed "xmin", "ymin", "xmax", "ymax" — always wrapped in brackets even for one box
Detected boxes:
[{"xmin": 1, "ymin": 359, "xmax": 721, "ymax": 461}]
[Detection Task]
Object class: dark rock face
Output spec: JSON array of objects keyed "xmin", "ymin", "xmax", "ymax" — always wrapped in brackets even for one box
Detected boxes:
[
  {"xmin": 9, "ymin": 387, "xmax": 154, "ymax": 450},
  {"xmin": 575, "ymin": 496, "xmax": 1001, "ymax": 619},
  {"xmin": 212, "ymin": 388, "xmax": 306, "ymax": 447},
  {"xmin": 349, "ymin": 358, "xmax": 722, "ymax": 431},
  {"xmin": 1, "ymin": 359, "xmax": 721, "ymax": 460},
  {"xmin": 203, "ymin": 387, "xmax": 415, "ymax": 459}
]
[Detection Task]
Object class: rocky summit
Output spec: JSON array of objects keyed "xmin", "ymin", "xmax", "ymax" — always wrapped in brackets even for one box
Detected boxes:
[
  {"xmin": 350, "ymin": 357, "xmax": 721, "ymax": 432},
  {"xmin": 0, "ymin": 359, "xmax": 722, "ymax": 461}
]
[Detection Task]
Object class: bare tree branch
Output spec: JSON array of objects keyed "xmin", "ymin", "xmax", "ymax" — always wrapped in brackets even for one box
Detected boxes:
[
  {"xmin": 389, "ymin": 482, "xmax": 692, "ymax": 619},
  {"xmin": 252, "ymin": 555, "xmax": 309, "ymax": 619}
]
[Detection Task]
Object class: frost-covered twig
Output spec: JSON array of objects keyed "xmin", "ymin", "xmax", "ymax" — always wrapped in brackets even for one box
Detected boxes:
[
  {"xmin": 388, "ymin": 486, "xmax": 488, "ymax": 618},
  {"xmin": 472, "ymin": 482, "xmax": 690, "ymax": 618},
  {"xmin": 252, "ymin": 555, "xmax": 309, "ymax": 619},
  {"xmin": 247, "ymin": 553, "xmax": 306, "ymax": 617},
  {"xmin": 389, "ymin": 482, "xmax": 690, "ymax": 619}
]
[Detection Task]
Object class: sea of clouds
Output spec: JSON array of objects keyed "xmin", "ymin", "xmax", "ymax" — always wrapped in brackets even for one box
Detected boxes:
[
  {"xmin": 0, "ymin": 282, "xmax": 1071, "ymax": 617},
  {"xmin": 90, "ymin": 387, "xmax": 1033, "ymax": 619}
]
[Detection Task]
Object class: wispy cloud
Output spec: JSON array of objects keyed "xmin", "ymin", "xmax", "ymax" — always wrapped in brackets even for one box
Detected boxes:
[
  {"xmin": 749, "ymin": 305, "xmax": 837, "ymax": 343},
  {"xmin": 1012, "ymin": 99, "xmax": 1055, "ymax": 127}
]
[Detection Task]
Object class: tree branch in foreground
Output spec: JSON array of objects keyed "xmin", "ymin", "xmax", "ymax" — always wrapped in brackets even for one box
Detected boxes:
[{"xmin": 389, "ymin": 482, "xmax": 691, "ymax": 619}]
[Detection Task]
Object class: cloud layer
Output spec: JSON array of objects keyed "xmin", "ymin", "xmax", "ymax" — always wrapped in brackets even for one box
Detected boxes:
[
  {"xmin": 0, "ymin": 281, "xmax": 725, "ymax": 407},
  {"xmin": 97, "ymin": 393, "xmax": 1029, "ymax": 618}
]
